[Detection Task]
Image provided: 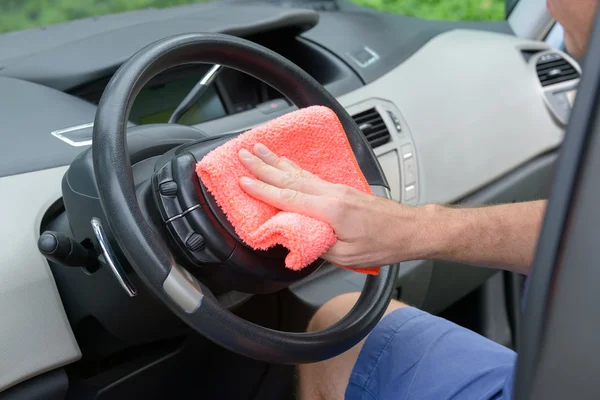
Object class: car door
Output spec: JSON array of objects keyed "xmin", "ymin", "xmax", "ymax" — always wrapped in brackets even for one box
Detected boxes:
[{"xmin": 512, "ymin": 5, "xmax": 600, "ymax": 399}]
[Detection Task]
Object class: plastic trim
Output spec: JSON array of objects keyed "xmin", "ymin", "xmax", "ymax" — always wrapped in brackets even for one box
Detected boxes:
[
  {"xmin": 91, "ymin": 218, "xmax": 137, "ymax": 297},
  {"xmin": 50, "ymin": 122, "xmax": 94, "ymax": 147},
  {"xmin": 0, "ymin": 166, "xmax": 81, "ymax": 392},
  {"xmin": 509, "ymin": 0, "xmax": 554, "ymax": 40},
  {"xmin": 528, "ymin": 49, "xmax": 581, "ymax": 126},
  {"xmin": 370, "ymin": 184, "xmax": 391, "ymax": 199},
  {"xmin": 162, "ymin": 264, "xmax": 203, "ymax": 313}
]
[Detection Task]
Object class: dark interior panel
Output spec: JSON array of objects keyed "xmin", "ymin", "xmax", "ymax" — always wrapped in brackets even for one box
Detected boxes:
[
  {"xmin": 301, "ymin": 9, "xmax": 514, "ymax": 84},
  {"xmin": 0, "ymin": 369, "xmax": 68, "ymax": 400},
  {"xmin": 63, "ymin": 294, "xmax": 286, "ymax": 400},
  {"xmin": 67, "ymin": 32, "xmax": 362, "ymax": 126},
  {"xmin": 0, "ymin": 4, "xmax": 320, "ymax": 91}
]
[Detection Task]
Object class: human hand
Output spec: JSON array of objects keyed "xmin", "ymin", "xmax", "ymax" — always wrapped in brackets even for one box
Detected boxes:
[{"xmin": 237, "ymin": 143, "xmax": 417, "ymax": 269}]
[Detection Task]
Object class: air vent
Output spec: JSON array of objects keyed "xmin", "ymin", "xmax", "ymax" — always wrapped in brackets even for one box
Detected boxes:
[
  {"xmin": 536, "ymin": 53, "xmax": 580, "ymax": 87},
  {"xmin": 351, "ymin": 108, "xmax": 391, "ymax": 148}
]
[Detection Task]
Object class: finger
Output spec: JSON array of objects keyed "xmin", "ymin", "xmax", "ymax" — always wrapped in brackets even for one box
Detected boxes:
[
  {"xmin": 253, "ymin": 143, "xmax": 298, "ymax": 173},
  {"xmin": 280, "ymin": 157, "xmax": 301, "ymax": 172},
  {"xmin": 239, "ymin": 176, "xmax": 334, "ymax": 220},
  {"xmin": 253, "ymin": 143, "xmax": 331, "ymax": 189},
  {"xmin": 239, "ymin": 148, "xmax": 332, "ymax": 195}
]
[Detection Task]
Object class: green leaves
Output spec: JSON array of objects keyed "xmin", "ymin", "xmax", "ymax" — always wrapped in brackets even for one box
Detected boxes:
[
  {"xmin": 349, "ymin": 0, "xmax": 504, "ymax": 21},
  {"xmin": 0, "ymin": 0, "xmax": 504, "ymax": 35},
  {"xmin": 0, "ymin": 0, "xmax": 213, "ymax": 34}
]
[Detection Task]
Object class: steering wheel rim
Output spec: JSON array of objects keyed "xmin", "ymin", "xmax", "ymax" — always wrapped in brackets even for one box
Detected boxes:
[{"xmin": 92, "ymin": 32, "xmax": 399, "ymax": 364}]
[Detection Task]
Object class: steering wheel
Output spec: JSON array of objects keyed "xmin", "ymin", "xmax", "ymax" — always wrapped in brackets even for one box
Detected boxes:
[{"xmin": 92, "ymin": 32, "xmax": 400, "ymax": 364}]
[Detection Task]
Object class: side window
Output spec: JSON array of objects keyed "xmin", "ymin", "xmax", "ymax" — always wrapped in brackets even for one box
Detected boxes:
[{"xmin": 350, "ymin": 0, "xmax": 506, "ymax": 21}]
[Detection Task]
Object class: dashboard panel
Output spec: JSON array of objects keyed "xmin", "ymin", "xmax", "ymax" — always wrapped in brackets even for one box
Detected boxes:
[
  {"xmin": 0, "ymin": 1, "xmax": 580, "ymax": 394},
  {"xmin": 65, "ymin": 31, "xmax": 363, "ymax": 127}
]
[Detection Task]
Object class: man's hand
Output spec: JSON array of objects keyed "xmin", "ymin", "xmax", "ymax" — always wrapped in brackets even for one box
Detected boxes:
[
  {"xmin": 238, "ymin": 143, "xmax": 546, "ymax": 274},
  {"xmin": 237, "ymin": 143, "xmax": 420, "ymax": 269}
]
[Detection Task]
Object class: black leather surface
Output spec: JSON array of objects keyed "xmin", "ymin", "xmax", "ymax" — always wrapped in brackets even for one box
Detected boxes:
[
  {"xmin": 187, "ymin": 264, "xmax": 399, "ymax": 364},
  {"xmin": 92, "ymin": 32, "xmax": 396, "ymax": 363}
]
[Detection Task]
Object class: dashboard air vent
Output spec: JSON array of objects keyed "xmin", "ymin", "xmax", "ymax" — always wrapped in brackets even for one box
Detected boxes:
[
  {"xmin": 351, "ymin": 108, "xmax": 391, "ymax": 148},
  {"xmin": 536, "ymin": 53, "xmax": 580, "ymax": 87}
]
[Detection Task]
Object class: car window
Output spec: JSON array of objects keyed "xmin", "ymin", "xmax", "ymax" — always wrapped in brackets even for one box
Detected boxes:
[
  {"xmin": 350, "ymin": 0, "xmax": 504, "ymax": 21},
  {"xmin": 1, "ymin": 0, "xmax": 214, "ymax": 34},
  {"xmin": 2, "ymin": 0, "xmax": 506, "ymax": 34}
]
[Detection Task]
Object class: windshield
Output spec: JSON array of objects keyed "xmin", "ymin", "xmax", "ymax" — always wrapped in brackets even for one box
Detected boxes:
[{"xmin": 1, "ymin": 0, "xmax": 504, "ymax": 34}]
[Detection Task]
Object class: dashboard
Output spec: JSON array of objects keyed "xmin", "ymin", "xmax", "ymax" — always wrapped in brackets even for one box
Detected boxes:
[
  {"xmin": 65, "ymin": 30, "xmax": 358, "ymax": 127},
  {"xmin": 0, "ymin": 0, "xmax": 581, "ymax": 395}
]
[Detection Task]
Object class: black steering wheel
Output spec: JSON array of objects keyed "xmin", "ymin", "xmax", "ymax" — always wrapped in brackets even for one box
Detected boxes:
[{"xmin": 92, "ymin": 32, "xmax": 400, "ymax": 364}]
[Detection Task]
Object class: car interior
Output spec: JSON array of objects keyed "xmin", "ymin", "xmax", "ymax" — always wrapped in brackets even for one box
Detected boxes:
[{"xmin": 0, "ymin": 0, "xmax": 583, "ymax": 398}]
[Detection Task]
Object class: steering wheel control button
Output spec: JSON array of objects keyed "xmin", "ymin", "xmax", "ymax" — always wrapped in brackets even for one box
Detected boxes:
[
  {"xmin": 187, "ymin": 208, "xmax": 237, "ymax": 261},
  {"xmin": 153, "ymin": 162, "xmax": 187, "ymax": 222},
  {"xmin": 167, "ymin": 216, "xmax": 195, "ymax": 254},
  {"xmin": 159, "ymin": 181, "xmax": 178, "ymax": 197},
  {"xmin": 157, "ymin": 190, "xmax": 184, "ymax": 222},
  {"xmin": 167, "ymin": 215, "xmax": 220, "ymax": 264},
  {"xmin": 172, "ymin": 153, "xmax": 204, "ymax": 208},
  {"xmin": 154, "ymin": 161, "xmax": 174, "ymax": 188},
  {"xmin": 186, "ymin": 233, "xmax": 205, "ymax": 252}
]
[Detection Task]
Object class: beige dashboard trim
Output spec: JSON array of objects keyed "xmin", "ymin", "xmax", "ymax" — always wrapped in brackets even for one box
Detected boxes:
[
  {"xmin": 339, "ymin": 30, "xmax": 565, "ymax": 204},
  {"xmin": 0, "ymin": 166, "xmax": 81, "ymax": 392}
]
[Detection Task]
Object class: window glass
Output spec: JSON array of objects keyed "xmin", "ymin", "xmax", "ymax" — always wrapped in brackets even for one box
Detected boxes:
[
  {"xmin": 1, "ymin": 0, "xmax": 506, "ymax": 35},
  {"xmin": 350, "ymin": 0, "xmax": 505, "ymax": 21}
]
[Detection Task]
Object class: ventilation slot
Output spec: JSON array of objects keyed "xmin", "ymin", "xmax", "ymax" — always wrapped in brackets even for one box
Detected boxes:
[
  {"xmin": 351, "ymin": 108, "xmax": 391, "ymax": 149},
  {"xmin": 536, "ymin": 53, "xmax": 580, "ymax": 87}
]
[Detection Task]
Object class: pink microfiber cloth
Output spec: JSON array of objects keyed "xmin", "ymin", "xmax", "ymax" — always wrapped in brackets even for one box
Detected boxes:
[{"xmin": 196, "ymin": 105, "xmax": 379, "ymax": 276}]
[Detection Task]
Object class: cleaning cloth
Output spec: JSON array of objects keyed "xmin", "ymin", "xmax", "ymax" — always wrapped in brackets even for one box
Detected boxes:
[{"xmin": 196, "ymin": 105, "xmax": 379, "ymax": 275}]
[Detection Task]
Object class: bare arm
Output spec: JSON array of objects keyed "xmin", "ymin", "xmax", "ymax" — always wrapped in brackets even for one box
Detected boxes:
[
  {"xmin": 238, "ymin": 143, "xmax": 546, "ymax": 275},
  {"xmin": 408, "ymin": 201, "xmax": 547, "ymax": 275}
]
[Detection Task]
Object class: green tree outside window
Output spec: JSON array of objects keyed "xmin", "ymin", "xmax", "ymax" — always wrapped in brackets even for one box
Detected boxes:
[{"xmin": 0, "ymin": 0, "xmax": 505, "ymax": 34}]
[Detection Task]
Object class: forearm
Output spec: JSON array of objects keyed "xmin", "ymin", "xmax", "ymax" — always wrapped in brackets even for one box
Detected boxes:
[{"xmin": 405, "ymin": 200, "xmax": 547, "ymax": 275}]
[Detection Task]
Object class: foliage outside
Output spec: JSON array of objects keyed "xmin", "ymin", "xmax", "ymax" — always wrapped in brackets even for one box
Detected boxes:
[{"xmin": 0, "ymin": 0, "xmax": 504, "ymax": 34}]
